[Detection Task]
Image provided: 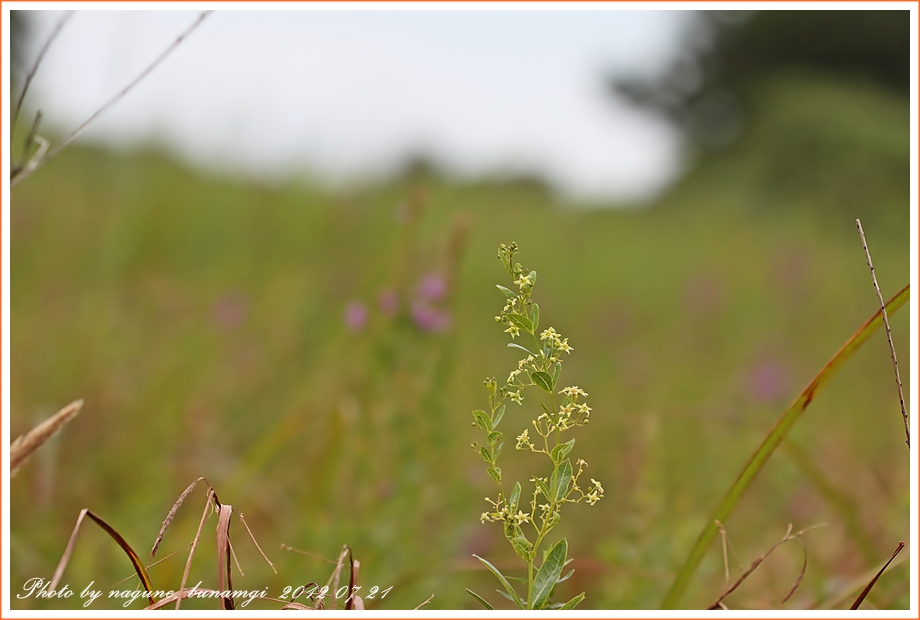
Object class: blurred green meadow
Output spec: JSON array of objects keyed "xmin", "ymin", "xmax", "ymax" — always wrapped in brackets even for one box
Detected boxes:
[{"xmin": 10, "ymin": 73, "xmax": 911, "ymax": 609}]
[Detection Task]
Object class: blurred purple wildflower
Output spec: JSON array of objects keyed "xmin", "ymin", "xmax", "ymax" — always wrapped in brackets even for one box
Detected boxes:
[
  {"xmin": 344, "ymin": 300, "xmax": 369, "ymax": 332},
  {"xmin": 212, "ymin": 292, "xmax": 249, "ymax": 330},
  {"xmin": 411, "ymin": 301, "xmax": 451, "ymax": 333},
  {"xmin": 416, "ymin": 272, "xmax": 448, "ymax": 302},
  {"xmin": 378, "ymin": 288, "xmax": 400, "ymax": 317},
  {"xmin": 747, "ymin": 360, "xmax": 789, "ymax": 403}
]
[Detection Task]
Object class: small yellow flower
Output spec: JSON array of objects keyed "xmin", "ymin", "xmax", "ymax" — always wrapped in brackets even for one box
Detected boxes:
[{"xmin": 540, "ymin": 327, "xmax": 558, "ymax": 342}]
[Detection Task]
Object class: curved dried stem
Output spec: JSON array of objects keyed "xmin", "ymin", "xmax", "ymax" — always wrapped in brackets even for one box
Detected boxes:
[
  {"xmin": 11, "ymin": 11, "xmax": 74, "ymax": 143},
  {"xmin": 11, "ymin": 11, "xmax": 212, "ymax": 188}
]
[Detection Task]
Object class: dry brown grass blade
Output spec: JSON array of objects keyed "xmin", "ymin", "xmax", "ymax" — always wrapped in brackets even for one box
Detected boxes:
[
  {"xmin": 145, "ymin": 586, "xmax": 222, "ymax": 609},
  {"xmin": 114, "ymin": 544, "xmax": 192, "ymax": 586},
  {"xmin": 778, "ymin": 538, "xmax": 807, "ymax": 605},
  {"xmin": 707, "ymin": 524, "xmax": 819, "ymax": 610},
  {"xmin": 814, "ymin": 548, "xmax": 909, "ymax": 609},
  {"xmin": 850, "ymin": 541, "xmax": 905, "ymax": 610},
  {"xmin": 345, "ymin": 549, "xmax": 360, "ymax": 610},
  {"xmin": 49, "ymin": 508, "xmax": 155, "ymax": 604},
  {"xmin": 414, "ymin": 593, "xmax": 435, "ymax": 609},
  {"xmin": 216, "ymin": 503, "xmax": 235, "ymax": 609},
  {"xmin": 326, "ymin": 544, "xmax": 350, "ymax": 599},
  {"xmin": 280, "ymin": 543, "xmax": 337, "ymax": 564},
  {"xmin": 151, "ymin": 476, "xmax": 210, "ymax": 558},
  {"xmin": 176, "ymin": 487, "xmax": 215, "ymax": 610},
  {"xmin": 280, "ymin": 601, "xmax": 314, "ymax": 610},
  {"xmin": 238, "ymin": 512, "xmax": 277, "ymax": 574},
  {"xmin": 10, "ymin": 399, "xmax": 82, "ymax": 476}
]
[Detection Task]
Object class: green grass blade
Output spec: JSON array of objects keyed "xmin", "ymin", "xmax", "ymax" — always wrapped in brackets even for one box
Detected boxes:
[
  {"xmin": 661, "ymin": 284, "xmax": 909, "ymax": 609},
  {"xmin": 466, "ymin": 588, "xmax": 494, "ymax": 610}
]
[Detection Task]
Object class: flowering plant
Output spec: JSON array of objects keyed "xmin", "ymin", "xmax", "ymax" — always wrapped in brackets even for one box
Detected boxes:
[{"xmin": 467, "ymin": 242, "xmax": 603, "ymax": 610}]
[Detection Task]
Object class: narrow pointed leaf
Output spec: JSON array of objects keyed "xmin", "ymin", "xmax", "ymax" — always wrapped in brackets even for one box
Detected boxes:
[
  {"xmin": 487, "ymin": 467, "xmax": 501, "ymax": 483},
  {"xmin": 511, "ymin": 536, "xmax": 533, "ymax": 561},
  {"xmin": 472, "ymin": 410, "xmax": 491, "ymax": 432},
  {"xmin": 559, "ymin": 592, "xmax": 585, "ymax": 609},
  {"xmin": 506, "ymin": 313, "xmax": 533, "ymax": 333},
  {"xmin": 550, "ymin": 438, "xmax": 575, "ymax": 464},
  {"xmin": 662, "ymin": 284, "xmax": 910, "ymax": 609},
  {"xmin": 534, "ymin": 477, "xmax": 551, "ymax": 500},
  {"xmin": 473, "ymin": 554, "xmax": 524, "ymax": 608},
  {"xmin": 529, "ymin": 303, "xmax": 540, "ymax": 332},
  {"xmin": 557, "ymin": 568, "xmax": 575, "ymax": 584},
  {"xmin": 551, "ymin": 362, "xmax": 561, "ymax": 390},
  {"xmin": 493, "ymin": 404, "xmax": 506, "ymax": 429},
  {"xmin": 466, "ymin": 589, "xmax": 494, "ymax": 610},
  {"xmin": 496, "ymin": 285, "xmax": 516, "ymax": 299},
  {"xmin": 509, "ymin": 482, "xmax": 522, "ymax": 511},
  {"xmin": 531, "ymin": 371, "xmax": 553, "ymax": 393},
  {"xmin": 554, "ymin": 459, "xmax": 573, "ymax": 503},
  {"xmin": 507, "ymin": 342, "xmax": 535, "ymax": 356},
  {"xmin": 532, "ymin": 539, "xmax": 568, "ymax": 609},
  {"xmin": 496, "ymin": 589, "xmax": 515, "ymax": 602}
]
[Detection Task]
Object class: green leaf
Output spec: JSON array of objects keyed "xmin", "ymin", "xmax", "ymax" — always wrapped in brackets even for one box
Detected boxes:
[
  {"xmin": 509, "ymin": 481, "xmax": 522, "ymax": 511},
  {"xmin": 493, "ymin": 404, "xmax": 506, "ymax": 429},
  {"xmin": 494, "ymin": 442, "xmax": 503, "ymax": 461},
  {"xmin": 466, "ymin": 589, "xmax": 494, "ymax": 610},
  {"xmin": 507, "ymin": 342, "xmax": 535, "ymax": 356},
  {"xmin": 551, "ymin": 362, "xmax": 561, "ymax": 390},
  {"xmin": 532, "ymin": 539, "xmax": 568, "ymax": 609},
  {"xmin": 496, "ymin": 589, "xmax": 515, "ymax": 602},
  {"xmin": 533, "ymin": 477, "xmax": 551, "ymax": 500},
  {"xmin": 506, "ymin": 313, "xmax": 533, "ymax": 333},
  {"xmin": 662, "ymin": 284, "xmax": 910, "ymax": 609},
  {"xmin": 528, "ymin": 270, "xmax": 537, "ymax": 286},
  {"xmin": 530, "ymin": 371, "xmax": 553, "ymax": 393},
  {"xmin": 553, "ymin": 459, "xmax": 573, "ymax": 503},
  {"xmin": 511, "ymin": 535, "xmax": 533, "ymax": 562},
  {"xmin": 529, "ymin": 302, "xmax": 540, "ymax": 332},
  {"xmin": 472, "ymin": 410, "xmax": 492, "ymax": 432},
  {"xmin": 559, "ymin": 592, "xmax": 585, "ymax": 610},
  {"xmin": 487, "ymin": 431, "xmax": 502, "ymax": 446},
  {"xmin": 557, "ymin": 568, "xmax": 575, "ymax": 584},
  {"xmin": 473, "ymin": 554, "xmax": 525, "ymax": 608},
  {"xmin": 480, "ymin": 447, "xmax": 493, "ymax": 465},
  {"xmin": 550, "ymin": 438, "xmax": 575, "ymax": 463},
  {"xmin": 496, "ymin": 284, "xmax": 516, "ymax": 299},
  {"xmin": 487, "ymin": 467, "xmax": 501, "ymax": 483}
]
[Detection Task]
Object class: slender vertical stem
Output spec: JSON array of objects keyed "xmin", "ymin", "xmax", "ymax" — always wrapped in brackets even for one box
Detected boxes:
[{"xmin": 855, "ymin": 219, "xmax": 909, "ymax": 448}]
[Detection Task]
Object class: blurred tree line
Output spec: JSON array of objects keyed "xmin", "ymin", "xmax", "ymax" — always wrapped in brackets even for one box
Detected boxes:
[{"xmin": 613, "ymin": 10, "xmax": 910, "ymax": 225}]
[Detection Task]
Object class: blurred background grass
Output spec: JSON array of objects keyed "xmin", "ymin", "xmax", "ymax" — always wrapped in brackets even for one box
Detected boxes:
[{"xmin": 9, "ymin": 9, "xmax": 911, "ymax": 610}]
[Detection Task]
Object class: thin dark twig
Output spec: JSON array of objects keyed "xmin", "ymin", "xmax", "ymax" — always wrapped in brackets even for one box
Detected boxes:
[
  {"xmin": 11, "ymin": 11, "xmax": 74, "ymax": 144},
  {"xmin": 11, "ymin": 11, "xmax": 212, "ymax": 188},
  {"xmin": 850, "ymin": 541, "xmax": 905, "ymax": 610},
  {"xmin": 707, "ymin": 524, "xmax": 824, "ymax": 610},
  {"xmin": 856, "ymin": 219, "xmax": 909, "ymax": 449}
]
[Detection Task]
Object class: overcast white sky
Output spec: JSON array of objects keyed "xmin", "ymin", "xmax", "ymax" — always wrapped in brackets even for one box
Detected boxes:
[{"xmin": 14, "ymin": 6, "xmax": 697, "ymax": 202}]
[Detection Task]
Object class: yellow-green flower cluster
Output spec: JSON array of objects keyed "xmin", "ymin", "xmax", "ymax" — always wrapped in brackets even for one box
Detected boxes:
[{"xmin": 480, "ymin": 495, "xmax": 532, "ymax": 526}]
